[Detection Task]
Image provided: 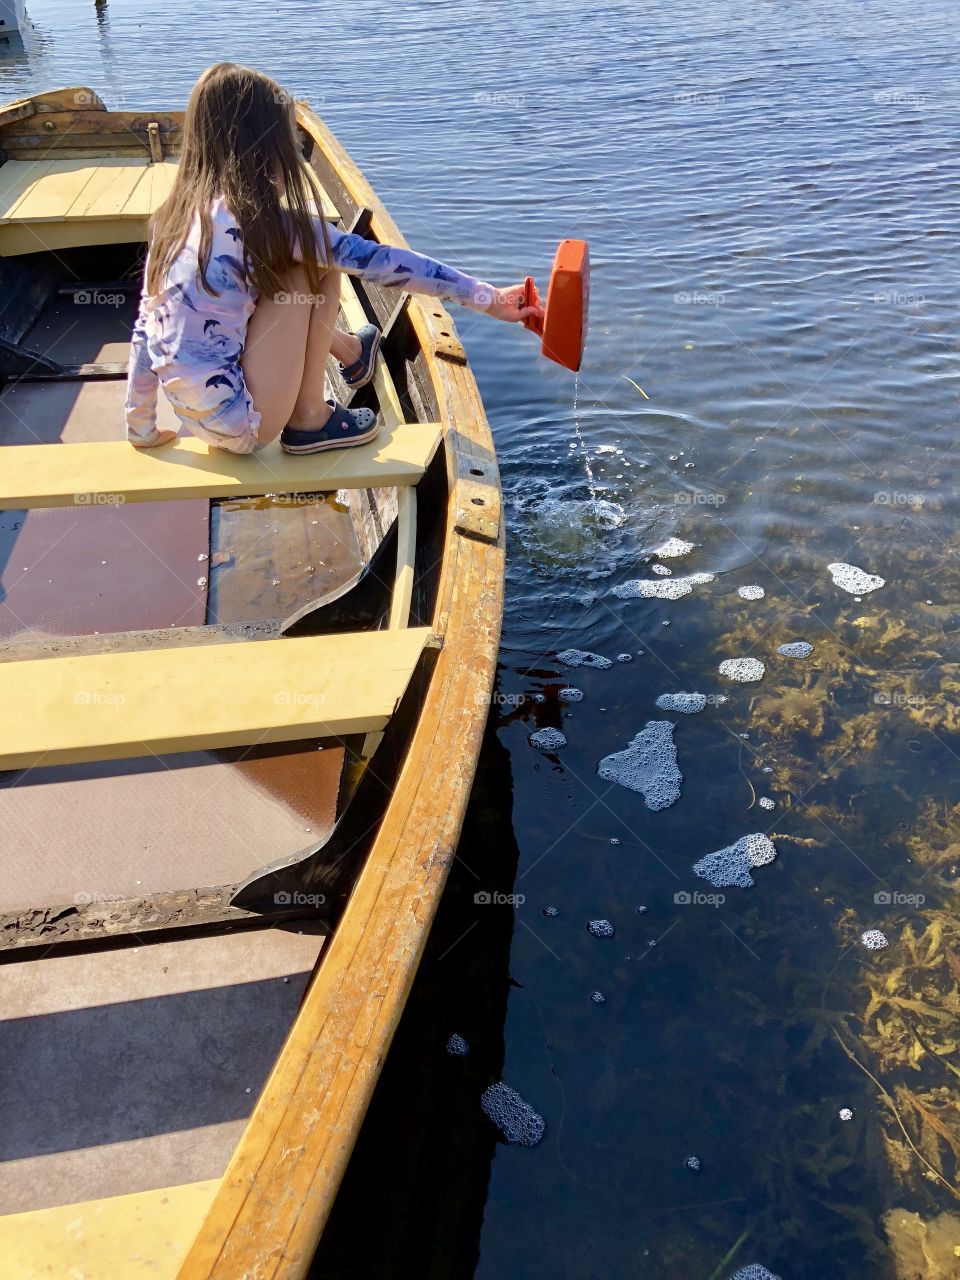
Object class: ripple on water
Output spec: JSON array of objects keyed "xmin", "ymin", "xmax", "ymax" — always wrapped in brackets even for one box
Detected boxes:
[{"xmin": 508, "ymin": 474, "xmax": 629, "ymax": 576}]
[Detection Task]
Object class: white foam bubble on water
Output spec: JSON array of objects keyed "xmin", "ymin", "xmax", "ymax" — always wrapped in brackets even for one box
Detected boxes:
[
  {"xmin": 738, "ymin": 585, "xmax": 765, "ymax": 600},
  {"xmin": 653, "ymin": 537, "xmax": 695, "ymax": 558},
  {"xmin": 693, "ymin": 833, "xmax": 777, "ymax": 889},
  {"xmin": 595, "ymin": 444, "xmax": 617, "ymax": 455},
  {"xmin": 588, "ymin": 918, "xmax": 615, "ymax": 938},
  {"xmin": 861, "ymin": 929, "xmax": 889, "ymax": 951},
  {"xmin": 731, "ymin": 1267, "xmax": 782, "ymax": 1280},
  {"xmin": 613, "ymin": 572, "xmax": 714, "ymax": 601},
  {"xmin": 758, "ymin": 797, "xmax": 775, "ymax": 810},
  {"xmin": 655, "ymin": 692, "xmax": 707, "ymax": 715},
  {"xmin": 839, "ymin": 1107, "xmax": 854, "ymax": 1121},
  {"xmin": 558, "ymin": 687, "xmax": 584, "ymax": 703},
  {"xmin": 480, "ymin": 1082, "xmax": 545, "ymax": 1146},
  {"xmin": 616, "ymin": 653, "xmax": 633, "ymax": 663},
  {"xmin": 529, "ymin": 728, "xmax": 567, "ymax": 751},
  {"xmin": 557, "ymin": 648, "xmax": 613, "ymax": 669},
  {"xmin": 597, "ymin": 721, "xmax": 682, "ymax": 810},
  {"xmin": 778, "ymin": 641, "xmax": 813, "ymax": 658},
  {"xmin": 652, "ymin": 563, "xmax": 672, "ymax": 576},
  {"xmin": 828, "ymin": 562, "xmax": 885, "ymax": 594},
  {"xmin": 590, "ymin": 991, "xmax": 606, "ymax": 1004},
  {"xmin": 446, "ymin": 1033, "xmax": 470, "ymax": 1057},
  {"xmin": 719, "ymin": 657, "xmax": 765, "ymax": 683}
]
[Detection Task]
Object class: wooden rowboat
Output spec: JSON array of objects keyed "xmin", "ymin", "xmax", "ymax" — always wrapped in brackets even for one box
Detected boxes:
[{"xmin": 0, "ymin": 87, "xmax": 503, "ymax": 1277}]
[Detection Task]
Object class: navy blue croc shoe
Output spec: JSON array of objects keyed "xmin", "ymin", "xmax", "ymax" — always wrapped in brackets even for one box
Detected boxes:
[
  {"xmin": 280, "ymin": 401, "xmax": 380, "ymax": 454},
  {"xmin": 339, "ymin": 324, "xmax": 381, "ymax": 388}
]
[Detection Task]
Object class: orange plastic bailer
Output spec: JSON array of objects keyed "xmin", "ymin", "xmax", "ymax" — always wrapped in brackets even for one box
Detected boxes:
[{"xmin": 523, "ymin": 239, "xmax": 590, "ymax": 372}]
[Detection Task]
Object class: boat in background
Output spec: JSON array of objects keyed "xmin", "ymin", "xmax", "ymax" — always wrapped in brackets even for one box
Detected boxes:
[
  {"xmin": 0, "ymin": 85, "xmax": 504, "ymax": 1277},
  {"xmin": 0, "ymin": 0, "xmax": 27, "ymax": 37}
]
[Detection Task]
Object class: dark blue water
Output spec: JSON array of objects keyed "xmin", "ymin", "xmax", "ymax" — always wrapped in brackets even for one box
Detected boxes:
[{"xmin": 5, "ymin": 3, "xmax": 960, "ymax": 1276}]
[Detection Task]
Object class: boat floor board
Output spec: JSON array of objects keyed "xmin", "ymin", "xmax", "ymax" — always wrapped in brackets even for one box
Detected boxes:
[
  {"xmin": 0, "ymin": 740, "xmax": 343, "ymax": 915},
  {"xmin": 0, "ymin": 925, "xmax": 325, "ymax": 1215}
]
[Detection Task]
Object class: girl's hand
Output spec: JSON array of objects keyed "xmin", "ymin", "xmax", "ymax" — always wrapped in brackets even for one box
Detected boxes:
[{"xmin": 485, "ymin": 283, "xmax": 543, "ymax": 325}]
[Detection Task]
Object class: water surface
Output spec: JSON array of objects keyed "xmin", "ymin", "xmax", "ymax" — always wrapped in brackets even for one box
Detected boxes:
[{"xmin": 4, "ymin": 3, "xmax": 960, "ymax": 1276}]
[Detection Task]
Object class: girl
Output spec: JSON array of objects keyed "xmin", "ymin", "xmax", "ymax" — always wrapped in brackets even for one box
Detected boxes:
[{"xmin": 126, "ymin": 62, "xmax": 540, "ymax": 456}]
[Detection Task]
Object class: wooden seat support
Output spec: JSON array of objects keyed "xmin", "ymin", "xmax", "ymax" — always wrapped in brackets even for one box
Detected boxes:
[{"xmin": 0, "ymin": 627, "xmax": 435, "ymax": 770}]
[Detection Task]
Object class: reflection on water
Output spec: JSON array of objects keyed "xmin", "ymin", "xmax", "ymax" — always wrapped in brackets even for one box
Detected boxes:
[{"xmin": 5, "ymin": 0, "xmax": 960, "ymax": 1276}]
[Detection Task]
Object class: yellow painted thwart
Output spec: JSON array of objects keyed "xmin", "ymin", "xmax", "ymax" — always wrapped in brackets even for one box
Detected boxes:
[
  {"xmin": 0, "ymin": 1178, "xmax": 220, "ymax": 1279},
  {"xmin": 0, "ymin": 420, "xmax": 443, "ymax": 510},
  {"xmin": 0, "ymin": 627, "xmax": 433, "ymax": 769}
]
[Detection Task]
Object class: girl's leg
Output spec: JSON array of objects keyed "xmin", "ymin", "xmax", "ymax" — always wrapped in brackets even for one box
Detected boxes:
[
  {"xmin": 242, "ymin": 266, "xmax": 343, "ymax": 445},
  {"xmin": 330, "ymin": 329, "xmax": 362, "ymax": 366}
]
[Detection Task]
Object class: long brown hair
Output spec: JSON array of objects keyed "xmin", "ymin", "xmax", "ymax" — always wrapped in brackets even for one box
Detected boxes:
[{"xmin": 147, "ymin": 63, "xmax": 330, "ymax": 298}]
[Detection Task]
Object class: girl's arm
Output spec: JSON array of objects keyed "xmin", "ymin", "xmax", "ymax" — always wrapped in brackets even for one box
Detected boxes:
[
  {"xmin": 125, "ymin": 300, "xmax": 177, "ymax": 447},
  {"xmin": 322, "ymin": 225, "xmax": 497, "ymax": 312}
]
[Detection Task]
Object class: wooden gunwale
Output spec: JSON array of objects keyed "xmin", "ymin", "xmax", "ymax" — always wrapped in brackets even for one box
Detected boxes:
[{"xmin": 177, "ymin": 107, "xmax": 503, "ymax": 1277}]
